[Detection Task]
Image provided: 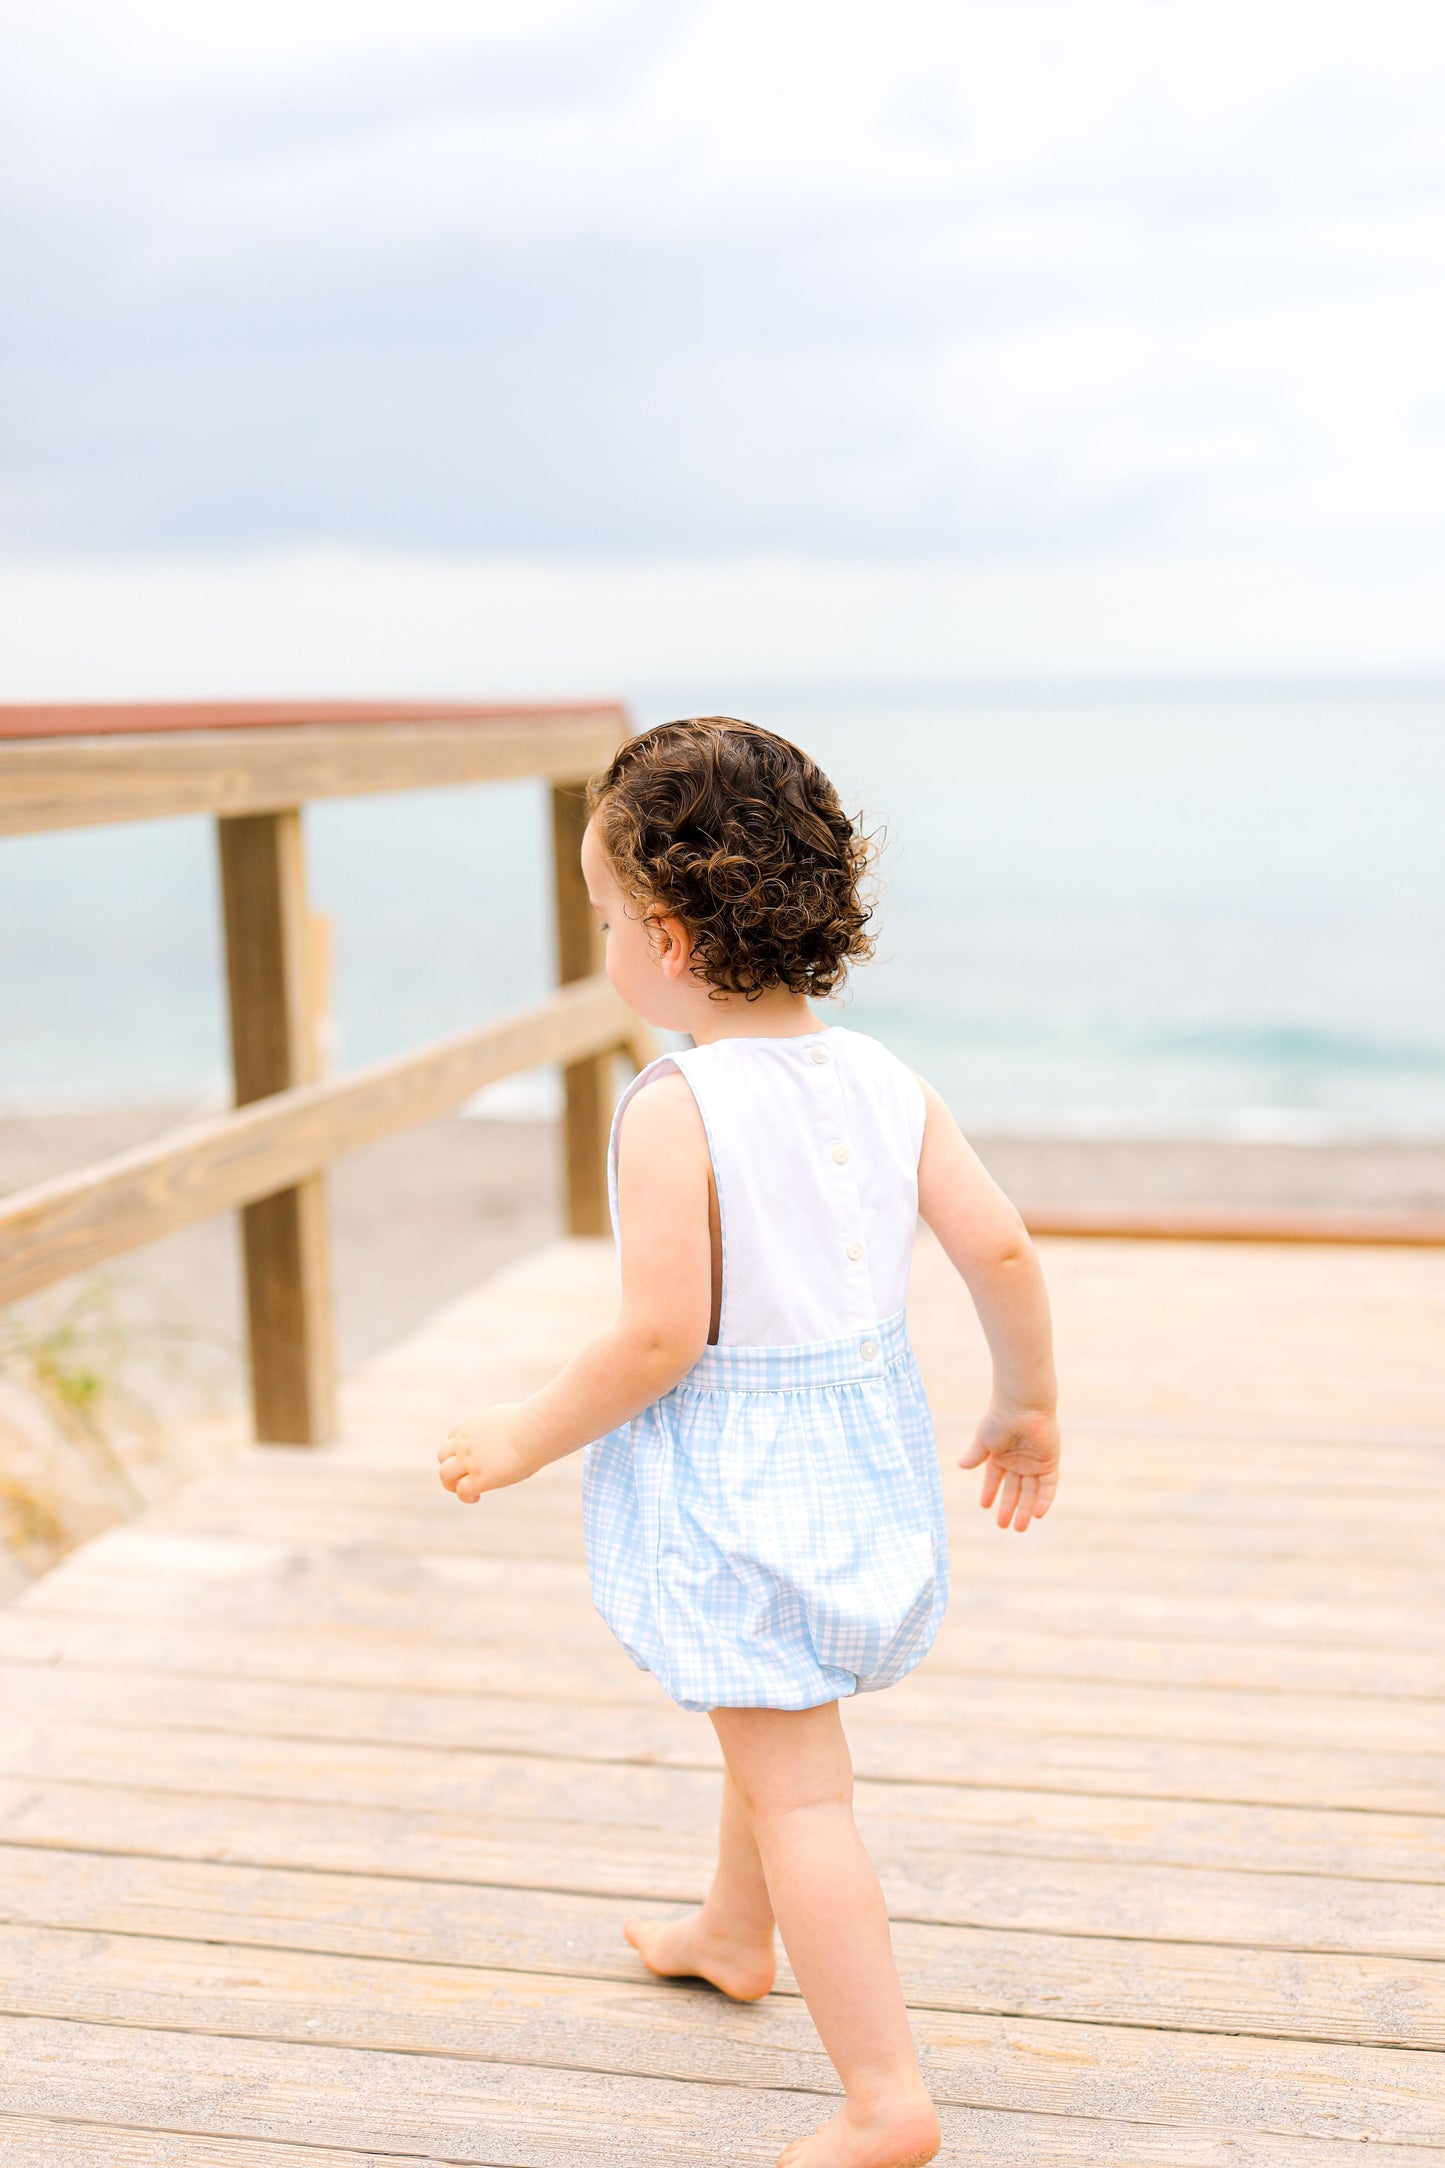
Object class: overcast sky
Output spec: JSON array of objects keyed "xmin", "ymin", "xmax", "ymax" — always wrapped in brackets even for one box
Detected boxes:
[{"xmin": 3, "ymin": 0, "xmax": 1444, "ymax": 684}]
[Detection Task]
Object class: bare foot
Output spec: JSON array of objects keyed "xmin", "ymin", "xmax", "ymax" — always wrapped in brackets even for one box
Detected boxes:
[
  {"xmin": 624, "ymin": 1908, "xmax": 776, "ymax": 2002},
  {"xmin": 776, "ymin": 2093, "xmax": 941, "ymax": 2168}
]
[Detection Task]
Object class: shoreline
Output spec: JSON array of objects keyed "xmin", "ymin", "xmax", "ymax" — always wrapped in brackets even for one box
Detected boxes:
[{"xmin": 7, "ymin": 1086, "xmax": 1443, "ymax": 1150}]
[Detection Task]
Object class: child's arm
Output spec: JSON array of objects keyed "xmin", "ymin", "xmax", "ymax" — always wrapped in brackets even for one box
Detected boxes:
[
  {"xmin": 438, "ymin": 1073, "xmax": 712, "ymax": 1502},
  {"xmin": 915, "ymin": 1077, "xmax": 1061, "ymax": 1532}
]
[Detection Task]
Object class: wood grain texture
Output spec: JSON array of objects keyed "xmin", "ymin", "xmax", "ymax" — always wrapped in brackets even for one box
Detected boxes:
[
  {"xmin": 0, "ymin": 977, "xmax": 636, "ymax": 1306},
  {"xmin": 1016, "ymin": 1201, "xmax": 1445, "ymax": 1247},
  {"xmin": 2, "ymin": 2016, "xmax": 1443, "ymax": 2166},
  {"xmin": 25, "ymin": 1533, "xmax": 1445, "ymax": 1658},
  {"xmin": 3, "ymin": 1925, "xmax": 1443, "ymax": 2146},
  {"xmin": 218, "ymin": 809, "xmax": 335, "ymax": 1445},
  {"xmin": 2, "ymin": 1230, "xmax": 1442, "ymax": 2163},
  {"xmin": 0, "ymin": 698, "xmax": 629, "ymax": 739},
  {"xmin": 552, "ymin": 777, "xmax": 617, "ymax": 1237},
  {"xmin": 0, "ymin": 708, "xmax": 628, "ymax": 833},
  {"xmin": 2, "ymin": 1684, "xmax": 1442, "ymax": 1879},
  {"xmin": 0, "ymin": 2125, "xmax": 427, "ymax": 2168},
  {"xmin": 1, "ymin": 1844, "xmax": 1439, "ymax": 2050},
  {"xmin": 5, "ymin": 1594, "xmax": 1441, "ymax": 1703}
]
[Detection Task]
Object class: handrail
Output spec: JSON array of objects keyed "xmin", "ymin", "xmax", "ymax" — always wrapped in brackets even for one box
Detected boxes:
[
  {"xmin": 0, "ymin": 701, "xmax": 627, "ymax": 834},
  {"xmin": 0, "ymin": 974, "xmax": 648, "ymax": 1307},
  {"xmin": 0, "ymin": 698, "xmax": 625, "ymax": 738}
]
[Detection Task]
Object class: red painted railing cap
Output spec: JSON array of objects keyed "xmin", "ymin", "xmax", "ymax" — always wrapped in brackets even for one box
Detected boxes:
[{"xmin": 0, "ymin": 699, "xmax": 626, "ymax": 741}]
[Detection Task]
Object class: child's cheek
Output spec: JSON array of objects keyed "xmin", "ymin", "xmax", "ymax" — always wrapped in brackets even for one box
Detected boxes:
[{"xmin": 604, "ymin": 929, "xmax": 638, "ymax": 1002}]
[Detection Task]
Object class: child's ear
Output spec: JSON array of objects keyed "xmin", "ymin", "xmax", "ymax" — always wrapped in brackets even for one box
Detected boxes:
[{"xmin": 654, "ymin": 915, "xmax": 695, "ymax": 980}]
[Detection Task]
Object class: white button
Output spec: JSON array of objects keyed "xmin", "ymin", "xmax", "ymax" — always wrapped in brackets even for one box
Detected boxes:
[
  {"xmin": 810, "ymin": 1043, "xmax": 829, "ymax": 1064},
  {"xmin": 830, "ymin": 1142, "xmax": 850, "ymax": 1164},
  {"xmin": 861, "ymin": 1340, "xmax": 879, "ymax": 1361},
  {"xmin": 846, "ymin": 1241, "xmax": 864, "ymax": 1260}
]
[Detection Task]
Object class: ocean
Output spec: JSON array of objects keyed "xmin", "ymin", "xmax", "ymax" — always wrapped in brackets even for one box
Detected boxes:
[{"xmin": 3, "ymin": 687, "xmax": 1442, "ymax": 1137}]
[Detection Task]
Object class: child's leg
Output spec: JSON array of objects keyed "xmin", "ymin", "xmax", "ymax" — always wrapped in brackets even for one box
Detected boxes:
[
  {"xmin": 624, "ymin": 1766, "xmax": 777, "ymax": 2001},
  {"xmin": 711, "ymin": 1702, "xmax": 940, "ymax": 2168}
]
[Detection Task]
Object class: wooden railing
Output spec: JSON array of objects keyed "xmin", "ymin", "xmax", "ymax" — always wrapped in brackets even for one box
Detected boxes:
[{"xmin": 0, "ymin": 701, "xmax": 654, "ymax": 1445}]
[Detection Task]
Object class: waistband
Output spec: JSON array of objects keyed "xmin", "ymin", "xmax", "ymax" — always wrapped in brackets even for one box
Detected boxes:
[{"xmin": 671, "ymin": 1307, "xmax": 912, "ymax": 1395}]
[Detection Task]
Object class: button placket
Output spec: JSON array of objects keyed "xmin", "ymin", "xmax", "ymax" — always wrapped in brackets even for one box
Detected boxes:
[{"xmin": 809, "ymin": 1035, "xmax": 875, "ymax": 1333}]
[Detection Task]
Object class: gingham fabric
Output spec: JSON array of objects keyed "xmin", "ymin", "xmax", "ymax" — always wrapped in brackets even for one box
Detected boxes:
[{"xmin": 581, "ymin": 1028, "xmax": 950, "ymax": 1713}]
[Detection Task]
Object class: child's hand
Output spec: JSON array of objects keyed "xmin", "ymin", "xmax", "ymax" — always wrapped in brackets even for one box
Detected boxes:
[
  {"xmin": 959, "ymin": 1401, "xmax": 1061, "ymax": 1532},
  {"xmin": 438, "ymin": 1403, "xmax": 534, "ymax": 1503}
]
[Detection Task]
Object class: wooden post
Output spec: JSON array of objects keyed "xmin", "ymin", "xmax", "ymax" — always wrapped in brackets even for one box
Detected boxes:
[
  {"xmin": 551, "ymin": 781, "xmax": 614, "ymax": 1236},
  {"xmin": 217, "ymin": 809, "xmax": 337, "ymax": 1444}
]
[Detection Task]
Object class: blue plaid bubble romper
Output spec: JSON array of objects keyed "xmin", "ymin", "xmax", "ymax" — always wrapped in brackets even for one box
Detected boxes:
[{"xmin": 581, "ymin": 1024, "xmax": 949, "ymax": 1713}]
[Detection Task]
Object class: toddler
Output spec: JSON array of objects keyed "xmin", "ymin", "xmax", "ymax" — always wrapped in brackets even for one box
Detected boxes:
[{"xmin": 439, "ymin": 717, "xmax": 1061, "ymax": 2168}]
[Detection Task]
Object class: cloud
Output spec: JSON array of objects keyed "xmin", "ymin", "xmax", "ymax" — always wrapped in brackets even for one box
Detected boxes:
[{"xmin": 2, "ymin": 0, "xmax": 1444, "ymax": 581}]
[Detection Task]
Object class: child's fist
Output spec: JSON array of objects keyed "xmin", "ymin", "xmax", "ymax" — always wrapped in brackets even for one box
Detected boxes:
[
  {"xmin": 438, "ymin": 1403, "xmax": 532, "ymax": 1503},
  {"xmin": 959, "ymin": 1402, "xmax": 1060, "ymax": 1532}
]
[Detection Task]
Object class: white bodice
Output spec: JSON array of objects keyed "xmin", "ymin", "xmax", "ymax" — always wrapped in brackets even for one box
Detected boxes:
[{"xmin": 608, "ymin": 1025, "xmax": 926, "ymax": 1347}]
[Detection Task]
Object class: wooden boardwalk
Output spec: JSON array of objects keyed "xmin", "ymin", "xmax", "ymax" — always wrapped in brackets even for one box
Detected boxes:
[{"xmin": 1, "ymin": 1230, "xmax": 1442, "ymax": 2165}]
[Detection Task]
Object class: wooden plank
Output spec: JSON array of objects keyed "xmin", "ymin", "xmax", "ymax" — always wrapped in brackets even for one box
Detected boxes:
[
  {"xmin": 157, "ymin": 1478, "xmax": 1445, "ymax": 1572},
  {"xmin": 1, "ymin": 1773, "xmax": 1440, "ymax": 1958},
  {"xmin": 218, "ymin": 809, "xmax": 335, "ymax": 1445},
  {"xmin": 7, "ymin": 1591, "xmax": 1442, "ymax": 1702},
  {"xmin": 976, "ymin": 1484, "xmax": 1445, "ymax": 1531},
  {"xmin": 3, "ymin": 1925, "xmax": 1444, "ymax": 2148},
  {"xmin": 0, "ymin": 1652, "xmax": 1437, "ymax": 1811},
  {"xmin": 217, "ymin": 812, "xmax": 323, "ymax": 1110},
  {"xmin": 158, "ymin": 1430, "xmax": 1445, "ymax": 1500},
  {"xmin": 878, "ymin": 1661, "xmax": 1445, "ymax": 1771},
  {"xmin": 0, "ymin": 707, "xmax": 628, "ymax": 834},
  {"xmin": 4, "ymin": 1636, "xmax": 1445, "ymax": 1826},
  {"xmin": 18, "ymin": 1527, "xmax": 1443, "ymax": 1664},
  {"xmin": 0, "ymin": 2019, "xmax": 784, "ymax": 2168},
  {"xmin": 1018, "ymin": 1201, "xmax": 1445, "ymax": 1247},
  {"xmin": 0, "ymin": 697, "xmax": 628, "ymax": 739},
  {"xmin": 0, "ymin": 979, "xmax": 634, "ymax": 1304},
  {"xmin": 1, "ymin": 1684, "xmax": 1440, "ymax": 1881},
  {"xmin": 165, "ymin": 1439, "xmax": 1445, "ymax": 1514},
  {"xmin": 200, "ymin": 1488, "xmax": 1440, "ymax": 1595},
  {"xmin": 552, "ymin": 777, "xmax": 616, "ymax": 1236},
  {"xmin": 2, "ymin": 1843, "xmax": 1438, "ymax": 2051},
  {"xmin": 146, "ymin": 1489, "xmax": 1445, "ymax": 1602},
  {"xmin": 852, "ymin": 1717, "xmax": 1445, "ymax": 1815},
  {"xmin": 160, "ymin": 1462, "xmax": 1445, "ymax": 1556},
  {"xmin": 3, "ymin": 2016, "xmax": 1444, "ymax": 2167},
  {"xmin": 143, "ymin": 1426, "xmax": 1445, "ymax": 1523},
  {"xmin": 27, "ymin": 1528, "xmax": 1445, "ymax": 1657},
  {"xmin": 908, "ymin": 1230, "xmax": 1445, "ymax": 1436},
  {"xmin": 852, "ymin": 1670, "xmax": 1445, "ymax": 1758},
  {"xmin": 1063, "ymin": 1415, "xmax": 1445, "ymax": 1459},
  {"xmin": 0, "ymin": 2124, "xmax": 416, "ymax": 2168},
  {"xmin": 923, "ymin": 1619, "xmax": 1445, "ymax": 1697}
]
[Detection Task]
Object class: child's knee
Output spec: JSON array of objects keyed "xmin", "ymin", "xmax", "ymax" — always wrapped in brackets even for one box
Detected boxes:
[
  {"xmin": 755, "ymin": 1791, "xmax": 854, "ymax": 1848},
  {"xmin": 714, "ymin": 1706, "xmax": 854, "ymax": 1825}
]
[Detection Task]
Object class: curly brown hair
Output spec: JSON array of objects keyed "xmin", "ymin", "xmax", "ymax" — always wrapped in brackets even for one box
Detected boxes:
[{"xmin": 585, "ymin": 716, "xmax": 877, "ymax": 1000}]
